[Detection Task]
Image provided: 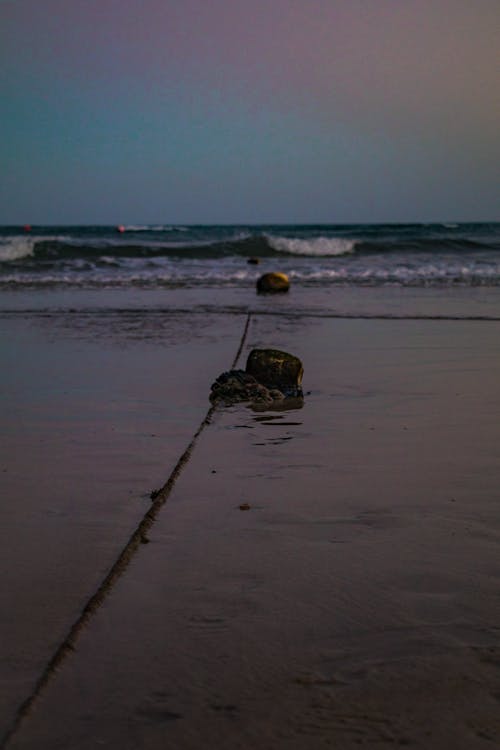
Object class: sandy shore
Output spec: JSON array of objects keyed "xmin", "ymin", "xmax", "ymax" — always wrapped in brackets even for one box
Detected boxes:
[
  {"xmin": 0, "ymin": 309, "xmax": 245, "ymax": 740},
  {"xmin": 1, "ymin": 300, "xmax": 500, "ymax": 748}
]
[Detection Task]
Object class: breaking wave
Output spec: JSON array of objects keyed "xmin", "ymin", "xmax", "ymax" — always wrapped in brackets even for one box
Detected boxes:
[
  {"xmin": 266, "ymin": 234, "xmax": 356, "ymax": 256},
  {"xmin": 0, "ymin": 237, "xmax": 37, "ymax": 262},
  {"xmin": 1, "ymin": 228, "xmax": 499, "ymax": 265},
  {"xmin": 1, "ymin": 223, "xmax": 500, "ymax": 290}
]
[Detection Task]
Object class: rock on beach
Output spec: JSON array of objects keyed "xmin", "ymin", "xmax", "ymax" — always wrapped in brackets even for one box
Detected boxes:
[
  {"xmin": 246, "ymin": 348, "xmax": 303, "ymax": 392},
  {"xmin": 210, "ymin": 369, "xmax": 267, "ymax": 404},
  {"xmin": 210, "ymin": 348, "xmax": 304, "ymax": 405}
]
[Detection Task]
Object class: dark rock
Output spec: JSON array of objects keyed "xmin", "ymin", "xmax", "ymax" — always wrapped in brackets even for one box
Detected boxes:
[
  {"xmin": 250, "ymin": 396, "xmax": 304, "ymax": 413},
  {"xmin": 256, "ymin": 272, "xmax": 290, "ymax": 293},
  {"xmin": 268, "ymin": 388, "xmax": 285, "ymax": 400},
  {"xmin": 245, "ymin": 349, "xmax": 303, "ymax": 396},
  {"xmin": 247, "ymin": 257, "xmax": 260, "ymax": 265},
  {"xmin": 209, "ymin": 370, "xmax": 268, "ymax": 405},
  {"xmin": 210, "ymin": 349, "xmax": 304, "ymax": 406}
]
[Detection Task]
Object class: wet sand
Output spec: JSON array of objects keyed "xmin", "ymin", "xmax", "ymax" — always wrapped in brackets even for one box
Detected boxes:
[
  {"xmin": 0, "ymin": 310, "xmax": 245, "ymax": 737},
  {"xmin": 1, "ymin": 299, "xmax": 500, "ymax": 748}
]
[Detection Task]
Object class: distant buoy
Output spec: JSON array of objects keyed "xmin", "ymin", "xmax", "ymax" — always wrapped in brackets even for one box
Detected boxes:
[
  {"xmin": 256, "ymin": 272, "xmax": 290, "ymax": 293},
  {"xmin": 116, "ymin": 225, "xmax": 125, "ymax": 233},
  {"xmin": 23, "ymin": 224, "xmax": 32, "ymax": 232}
]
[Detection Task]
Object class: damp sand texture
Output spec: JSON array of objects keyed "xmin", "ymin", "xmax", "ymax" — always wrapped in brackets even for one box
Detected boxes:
[{"xmin": 1, "ymin": 303, "xmax": 500, "ymax": 749}]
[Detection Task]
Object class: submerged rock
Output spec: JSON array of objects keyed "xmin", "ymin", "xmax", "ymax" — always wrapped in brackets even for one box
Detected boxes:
[
  {"xmin": 210, "ymin": 349, "xmax": 304, "ymax": 406},
  {"xmin": 256, "ymin": 272, "xmax": 290, "ymax": 293}
]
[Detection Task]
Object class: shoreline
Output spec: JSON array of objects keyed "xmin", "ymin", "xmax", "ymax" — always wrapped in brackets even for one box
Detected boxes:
[{"xmin": 2, "ymin": 283, "xmax": 500, "ymax": 319}]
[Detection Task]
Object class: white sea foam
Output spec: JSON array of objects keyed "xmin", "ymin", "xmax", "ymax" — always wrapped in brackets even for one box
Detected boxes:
[
  {"xmin": 266, "ymin": 234, "xmax": 356, "ymax": 257},
  {"xmin": 0, "ymin": 237, "xmax": 37, "ymax": 262},
  {"xmin": 120, "ymin": 225, "xmax": 189, "ymax": 232}
]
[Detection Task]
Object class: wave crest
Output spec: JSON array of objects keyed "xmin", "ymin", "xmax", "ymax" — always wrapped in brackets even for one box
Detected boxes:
[
  {"xmin": 265, "ymin": 234, "xmax": 356, "ymax": 257},
  {"xmin": 0, "ymin": 237, "xmax": 37, "ymax": 262}
]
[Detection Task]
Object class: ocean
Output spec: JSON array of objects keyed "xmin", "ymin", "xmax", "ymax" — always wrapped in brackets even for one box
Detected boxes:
[{"xmin": 1, "ymin": 223, "xmax": 499, "ymax": 290}]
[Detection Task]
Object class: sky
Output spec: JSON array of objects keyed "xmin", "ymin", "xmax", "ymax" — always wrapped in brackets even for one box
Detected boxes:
[{"xmin": 1, "ymin": 0, "xmax": 499, "ymax": 224}]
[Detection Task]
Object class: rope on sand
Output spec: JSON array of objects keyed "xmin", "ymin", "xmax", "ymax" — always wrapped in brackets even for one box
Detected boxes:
[{"xmin": 0, "ymin": 312, "xmax": 252, "ymax": 749}]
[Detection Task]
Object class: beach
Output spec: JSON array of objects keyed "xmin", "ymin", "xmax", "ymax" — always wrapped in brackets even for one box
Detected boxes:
[
  {"xmin": 1, "ymin": 276, "xmax": 500, "ymax": 748},
  {"xmin": 2, "ymin": 0, "xmax": 499, "ymax": 736}
]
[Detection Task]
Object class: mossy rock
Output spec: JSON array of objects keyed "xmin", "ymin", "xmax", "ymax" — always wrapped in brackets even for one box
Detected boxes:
[
  {"xmin": 209, "ymin": 369, "xmax": 273, "ymax": 405},
  {"xmin": 209, "ymin": 350, "xmax": 304, "ymax": 406},
  {"xmin": 245, "ymin": 349, "xmax": 303, "ymax": 394},
  {"xmin": 256, "ymin": 272, "xmax": 290, "ymax": 293}
]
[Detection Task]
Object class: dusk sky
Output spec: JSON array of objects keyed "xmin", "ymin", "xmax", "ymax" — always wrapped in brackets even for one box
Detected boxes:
[{"xmin": 1, "ymin": 0, "xmax": 499, "ymax": 224}]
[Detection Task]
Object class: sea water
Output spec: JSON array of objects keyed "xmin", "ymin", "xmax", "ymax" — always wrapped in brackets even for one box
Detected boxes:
[{"xmin": 1, "ymin": 223, "xmax": 500, "ymax": 318}]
